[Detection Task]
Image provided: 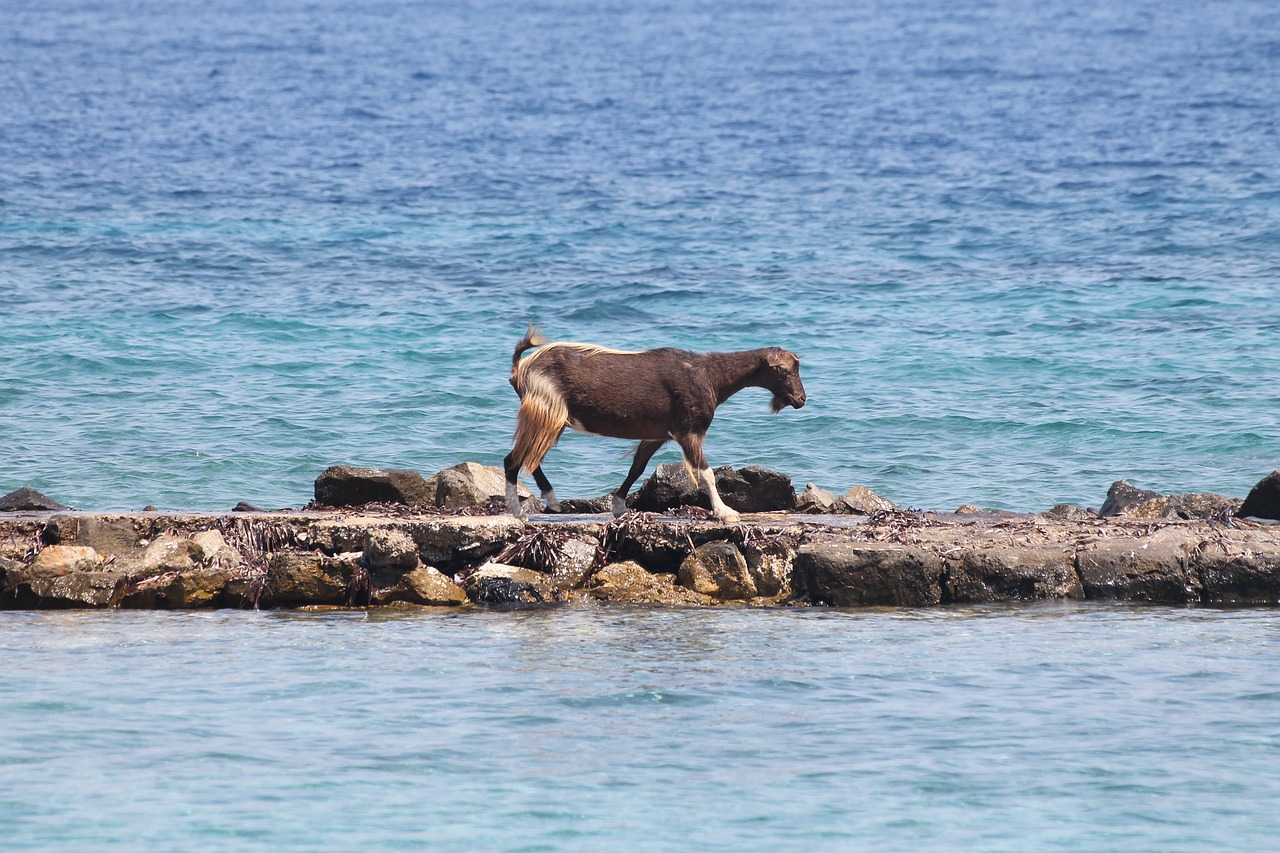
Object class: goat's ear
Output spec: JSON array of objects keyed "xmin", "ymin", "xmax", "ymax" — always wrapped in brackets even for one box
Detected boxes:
[{"xmin": 766, "ymin": 349, "xmax": 799, "ymax": 369}]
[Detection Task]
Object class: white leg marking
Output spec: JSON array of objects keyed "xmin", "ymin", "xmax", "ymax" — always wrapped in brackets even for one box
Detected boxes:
[
  {"xmin": 611, "ymin": 494, "xmax": 628, "ymax": 517},
  {"xmin": 505, "ymin": 482, "xmax": 526, "ymax": 520},
  {"xmin": 542, "ymin": 488, "xmax": 561, "ymax": 512},
  {"xmin": 700, "ymin": 468, "xmax": 740, "ymax": 523}
]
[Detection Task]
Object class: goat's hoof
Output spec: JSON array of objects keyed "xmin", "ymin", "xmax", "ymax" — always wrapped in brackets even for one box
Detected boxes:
[{"xmin": 718, "ymin": 512, "xmax": 742, "ymax": 524}]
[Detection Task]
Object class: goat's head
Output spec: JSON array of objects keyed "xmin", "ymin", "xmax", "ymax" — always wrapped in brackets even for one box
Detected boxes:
[{"xmin": 763, "ymin": 348, "xmax": 807, "ymax": 413}]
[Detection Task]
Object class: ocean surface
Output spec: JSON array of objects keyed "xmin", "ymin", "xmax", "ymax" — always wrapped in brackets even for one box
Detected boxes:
[
  {"xmin": 4, "ymin": 3, "xmax": 1280, "ymax": 850},
  {"xmin": 3, "ymin": 605, "xmax": 1280, "ymax": 851},
  {"xmin": 2, "ymin": 0, "xmax": 1278, "ymax": 513}
]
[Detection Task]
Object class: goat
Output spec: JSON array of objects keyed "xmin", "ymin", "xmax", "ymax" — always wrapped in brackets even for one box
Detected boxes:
[{"xmin": 502, "ymin": 326, "xmax": 807, "ymax": 523}]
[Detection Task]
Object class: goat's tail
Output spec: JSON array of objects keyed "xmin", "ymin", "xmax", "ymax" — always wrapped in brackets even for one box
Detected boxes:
[
  {"xmin": 510, "ymin": 371, "xmax": 568, "ymax": 474},
  {"xmin": 512, "ymin": 324, "xmax": 549, "ymax": 373}
]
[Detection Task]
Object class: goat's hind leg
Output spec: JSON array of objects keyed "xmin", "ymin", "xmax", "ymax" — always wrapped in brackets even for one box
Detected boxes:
[
  {"xmin": 530, "ymin": 465, "xmax": 561, "ymax": 512},
  {"xmin": 503, "ymin": 452, "xmax": 527, "ymax": 520},
  {"xmin": 611, "ymin": 439, "xmax": 666, "ymax": 517}
]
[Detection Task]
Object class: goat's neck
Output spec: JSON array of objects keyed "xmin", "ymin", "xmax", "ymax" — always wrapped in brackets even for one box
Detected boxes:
[{"xmin": 706, "ymin": 350, "xmax": 766, "ymax": 405}]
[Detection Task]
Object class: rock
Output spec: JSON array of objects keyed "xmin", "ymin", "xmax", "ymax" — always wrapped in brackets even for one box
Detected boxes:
[
  {"xmin": 794, "ymin": 538, "xmax": 945, "ymax": 607},
  {"xmin": 313, "ymin": 465, "xmax": 433, "ymax": 508},
  {"xmin": 0, "ymin": 487, "xmax": 69, "ymax": 511},
  {"xmin": 427, "ymin": 461, "xmax": 531, "ymax": 510},
  {"xmin": 465, "ymin": 562, "xmax": 551, "ymax": 606},
  {"xmin": 363, "ymin": 528, "xmax": 420, "ymax": 584},
  {"xmin": 944, "ymin": 545, "xmax": 1083, "ymax": 602},
  {"xmin": 955, "ymin": 504, "xmax": 983, "ymax": 515},
  {"xmin": 1099, "ymin": 480, "xmax": 1162, "ymax": 517},
  {"xmin": 1074, "ymin": 528, "xmax": 1200, "ymax": 603},
  {"xmin": 839, "ymin": 486, "xmax": 896, "ymax": 515},
  {"xmin": 41, "ymin": 515, "xmax": 138, "ymax": 556},
  {"xmin": 633, "ymin": 463, "xmax": 702, "ymax": 512},
  {"xmin": 796, "ymin": 483, "xmax": 837, "ymax": 513},
  {"xmin": 125, "ymin": 536, "xmax": 203, "ymax": 578},
  {"xmin": 1044, "ymin": 504, "xmax": 1094, "ymax": 521},
  {"xmin": 712, "ymin": 465, "xmax": 796, "ymax": 513},
  {"xmin": 308, "ymin": 515, "xmax": 523, "ymax": 571},
  {"xmin": 115, "ymin": 568, "xmax": 235, "ymax": 609},
  {"xmin": 549, "ymin": 537, "xmax": 599, "ymax": 594},
  {"xmin": 1195, "ymin": 529, "xmax": 1280, "ymax": 604},
  {"xmin": 261, "ymin": 552, "xmax": 360, "ymax": 608},
  {"xmin": 191, "ymin": 530, "xmax": 239, "ymax": 565},
  {"xmin": 232, "ymin": 502, "xmax": 262, "ymax": 512},
  {"xmin": 588, "ymin": 561, "xmax": 711, "ymax": 606},
  {"xmin": 1238, "ymin": 471, "xmax": 1280, "ymax": 521},
  {"xmin": 678, "ymin": 541, "xmax": 756, "ymax": 599},
  {"xmin": 738, "ymin": 537, "xmax": 797, "ymax": 597},
  {"xmin": 556, "ymin": 496, "xmax": 613, "ymax": 514},
  {"xmin": 30, "ymin": 545, "xmax": 102, "ymax": 576},
  {"xmin": 465, "ymin": 562, "xmax": 553, "ymax": 604},
  {"xmin": 374, "ymin": 566, "xmax": 467, "ymax": 607},
  {"xmin": 1, "ymin": 570, "xmax": 124, "ymax": 608}
]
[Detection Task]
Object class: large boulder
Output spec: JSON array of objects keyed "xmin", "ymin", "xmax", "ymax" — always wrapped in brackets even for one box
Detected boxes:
[
  {"xmin": 1238, "ymin": 470, "xmax": 1280, "ymax": 521},
  {"xmin": 839, "ymin": 486, "xmax": 896, "ymax": 515},
  {"xmin": 115, "ymin": 568, "xmax": 236, "ymax": 609},
  {"xmin": 363, "ymin": 528, "xmax": 420, "ymax": 585},
  {"xmin": 1074, "ymin": 528, "xmax": 1200, "ymax": 603},
  {"xmin": 943, "ymin": 545, "xmax": 1083, "ymax": 602},
  {"xmin": 1099, "ymin": 480, "xmax": 1240, "ymax": 520},
  {"xmin": 30, "ymin": 545, "xmax": 102, "ymax": 575},
  {"xmin": 633, "ymin": 463, "xmax": 702, "ymax": 512},
  {"xmin": 41, "ymin": 515, "xmax": 138, "ymax": 556},
  {"xmin": 795, "ymin": 483, "xmax": 837, "ymax": 514},
  {"xmin": 465, "ymin": 562, "xmax": 552, "ymax": 606},
  {"xmin": 427, "ymin": 462, "xmax": 531, "ymax": 510},
  {"xmin": 1099, "ymin": 480, "xmax": 1162, "ymax": 516},
  {"xmin": 1, "ymin": 570, "xmax": 124, "ymax": 608},
  {"xmin": 713, "ymin": 465, "xmax": 796, "ymax": 513},
  {"xmin": 0, "ymin": 487, "xmax": 69, "ymax": 511},
  {"xmin": 261, "ymin": 552, "xmax": 361, "ymax": 608},
  {"xmin": 678, "ymin": 541, "xmax": 756, "ymax": 599},
  {"xmin": 313, "ymin": 465, "xmax": 433, "ymax": 508}
]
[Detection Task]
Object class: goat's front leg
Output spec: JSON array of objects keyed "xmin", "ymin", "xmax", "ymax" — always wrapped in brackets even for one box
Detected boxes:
[
  {"xmin": 674, "ymin": 433, "xmax": 740, "ymax": 524},
  {"xmin": 612, "ymin": 439, "xmax": 666, "ymax": 517},
  {"xmin": 502, "ymin": 452, "xmax": 527, "ymax": 520}
]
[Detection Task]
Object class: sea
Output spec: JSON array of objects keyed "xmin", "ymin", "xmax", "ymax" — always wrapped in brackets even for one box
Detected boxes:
[{"xmin": 2, "ymin": 0, "xmax": 1279, "ymax": 849}]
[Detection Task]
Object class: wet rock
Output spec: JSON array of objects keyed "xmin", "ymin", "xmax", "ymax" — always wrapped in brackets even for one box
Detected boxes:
[
  {"xmin": 1238, "ymin": 470, "xmax": 1280, "ymax": 521},
  {"xmin": 678, "ymin": 541, "xmax": 756, "ymax": 599},
  {"xmin": 363, "ymin": 528, "xmax": 420, "ymax": 584},
  {"xmin": 41, "ymin": 515, "xmax": 138, "ymax": 557},
  {"xmin": 30, "ymin": 545, "xmax": 102, "ymax": 576},
  {"xmin": 839, "ymin": 486, "xmax": 896, "ymax": 515},
  {"xmin": 115, "ymin": 568, "xmax": 235, "ymax": 609},
  {"xmin": 261, "ymin": 552, "xmax": 360, "ymax": 608},
  {"xmin": 795, "ymin": 538, "xmax": 945, "ymax": 607},
  {"xmin": 313, "ymin": 465, "xmax": 433, "ymax": 508},
  {"xmin": 633, "ymin": 463, "xmax": 702, "ymax": 512},
  {"xmin": 548, "ymin": 537, "xmax": 599, "ymax": 594},
  {"xmin": 1044, "ymin": 504, "xmax": 1095, "ymax": 521},
  {"xmin": 466, "ymin": 562, "xmax": 551, "ymax": 605},
  {"xmin": 374, "ymin": 566, "xmax": 467, "ymax": 607},
  {"xmin": 0, "ymin": 487, "xmax": 69, "ymax": 511},
  {"xmin": 713, "ymin": 465, "xmax": 796, "ymax": 513},
  {"xmin": 796, "ymin": 483, "xmax": 837, "ymax": 513},
  {"xmin": 1075, "ymin": 528, "xmax": 1200, "ymax": 603},
  {"xmin": 944, "ymin": 545, "xmax": 1082, "ymax": 602},
  {"xmin": 427, "ymin": 461, "xmax": 531, "ymax": 510},
  {"xmin": 588, "ymin": 561, "xmax": 711, "ymax": 606},
  {"xmin": 2, "ymin": 570, "xmax": 124, "ymax": 609},
  {"xmin": 1099, "ymin": 480, "xmax": 1162, "ymax": 517}
]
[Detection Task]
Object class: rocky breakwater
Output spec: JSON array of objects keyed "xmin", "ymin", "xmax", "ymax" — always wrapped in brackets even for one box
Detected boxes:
[{"xmin": 2, "ymin": 467, "xmax": 1279, "ymax": 611}]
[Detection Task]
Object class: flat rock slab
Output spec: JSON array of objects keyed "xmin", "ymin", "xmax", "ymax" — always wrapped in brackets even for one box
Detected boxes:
[{"xmin": 2, "ymin": 509, "xmax": 1279, "ymax": 609}]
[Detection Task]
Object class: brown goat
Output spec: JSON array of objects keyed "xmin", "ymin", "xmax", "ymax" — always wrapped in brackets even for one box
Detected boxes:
[{"xmin": 503, "ymin": 326, "xmax": 807, "ymax": 522}]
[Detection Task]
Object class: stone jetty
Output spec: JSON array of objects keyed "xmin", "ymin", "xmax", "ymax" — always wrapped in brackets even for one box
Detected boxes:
[{"xmin": 2, "ymin": 465, "xmax": 1278, "ymax": 610}]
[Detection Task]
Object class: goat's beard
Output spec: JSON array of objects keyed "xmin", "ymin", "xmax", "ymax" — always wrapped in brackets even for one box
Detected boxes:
[{"xmin": 770, "ymin": 395, "xmax": 786, "ymax": 414}]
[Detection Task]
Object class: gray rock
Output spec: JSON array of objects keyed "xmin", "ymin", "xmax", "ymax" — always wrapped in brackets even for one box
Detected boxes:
[
  {"xmin": 313, "ymin": 465, "xmax": 433, "ymax": 508},
  {"xmin": 1075, "ymin": 528, "xmax": 1200, "ymax": 603},
  {"xmin": 1238, "ymin": 470, "xmax": 1280, "ymax": 521},
  {"xmin": 1044, "ymin": 504, "xmax": 1095, "ymax": 521},
  {"xmin": 712, "ymin": 465, "xmax": 796, "ymax": 513},
  {"xmin": 261, "ymin": 552, "xmax": 361, "ymax": 608},
  {"xmin": 115, "ymin": 568, "xmax": 235, "ymax": 609},
  {"xmin": 427, "ymin": 462, "xmax": 531, "ymax": 510},
  {"xmin": 363, "ymin": 528, "xmax": 420, "ymax": 583},
  {"xmin": 840, "ymin": 486, "xmax": 896, "ymax": 515},
  {"xmin": 738, "ymin": 537, "xmax": 797, "ymax": 597},
  {"xmin": 796, "ymin": 483, "xmax": 837, "ymax": 514},
  {"xmin": 678, "ymin": 541, "xmax": 756, "ymax": 599},
  {"xmin": 794, "ymin": 538, "xmax": 945, "ymax": 607},
  {"xmin": 41, "ymin": 515, "xmax": 138, "ymax": 556},
  {"xmin": 1099, "ymin": 480, "xmax": 1162, "ymax": 517},
  {"xmin": 633, "ymin": 463, "xmax": 702, "ymax": 512},
  {"xmin": 1195, "ymin": 529, "xmax": 1280, "ymax": 604},
  {"xmin": 0, "ymin": 487, "xmax": 69, "ymax": 511},
  {"xmin": 1, "ymin": 570, "xmax": 124, "ymax": 608},
  {"xmin": 944, "ymin": 545, "xmax": 1083, "ymax": 602}
]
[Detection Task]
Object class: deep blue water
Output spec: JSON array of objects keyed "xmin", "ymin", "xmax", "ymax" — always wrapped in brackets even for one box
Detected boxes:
[
  {"xmin": 1, "ymin": 0, "xmax": 1277, "ymax": 512},
  {"xmin": 3, "ymin": 606, "xmax": 1280, "ymax": 851}
]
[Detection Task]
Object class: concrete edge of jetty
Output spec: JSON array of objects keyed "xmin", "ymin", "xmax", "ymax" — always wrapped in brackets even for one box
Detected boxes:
[{"xmin": 2, "ymin": 508, "xmax": 1279, "ymax": 610}]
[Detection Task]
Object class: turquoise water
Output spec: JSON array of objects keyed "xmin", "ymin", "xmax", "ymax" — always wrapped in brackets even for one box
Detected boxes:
[
  {"xmin": 2, "ymin": 0, "xmax": 1278, "ymax": 512},
  {"xmin": 4, "ymin": 605, "xmax": 1280, "ymax": 851}
]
